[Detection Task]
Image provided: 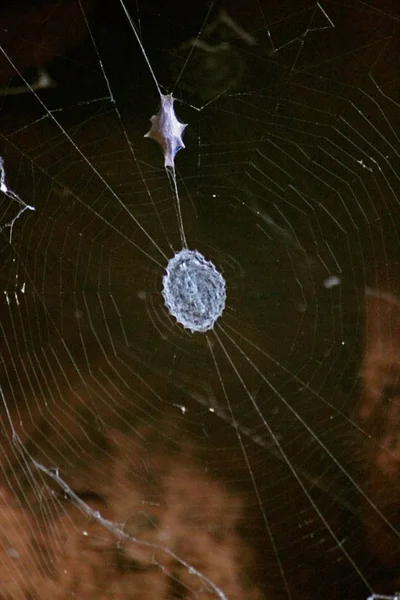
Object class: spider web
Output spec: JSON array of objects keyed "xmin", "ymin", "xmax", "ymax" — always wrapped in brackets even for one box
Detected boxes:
[{"xmin": 0, "ymin": 0, "xmax": 399, "ymax": 598}]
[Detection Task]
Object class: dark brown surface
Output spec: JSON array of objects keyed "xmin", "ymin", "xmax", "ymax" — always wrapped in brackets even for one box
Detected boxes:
[{"xmin": 0, "ymin": 0, "xmax": 93, "ymax": 86}]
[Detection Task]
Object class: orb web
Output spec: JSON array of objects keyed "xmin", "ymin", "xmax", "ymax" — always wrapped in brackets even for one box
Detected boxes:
[
  {"xmin": 162, "ymin": 249, "xmax": 226, "ymax": 332},
  {"xmin": 0, "ymin": 1, "xmax": 400, "ymax": 600}
]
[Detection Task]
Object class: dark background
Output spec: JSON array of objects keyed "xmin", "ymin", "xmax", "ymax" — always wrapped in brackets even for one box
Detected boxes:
[{"xmin": 0, "ymin": 1, "xmax": 399, "ymax": 599}]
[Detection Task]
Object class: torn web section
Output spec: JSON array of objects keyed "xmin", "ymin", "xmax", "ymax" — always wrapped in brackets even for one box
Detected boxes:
[{"xmin": 0, "ymin": 157, "xmax": 34, "ymax": 243}]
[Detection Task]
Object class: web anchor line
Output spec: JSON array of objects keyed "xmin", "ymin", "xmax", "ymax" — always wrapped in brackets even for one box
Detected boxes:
[{"xmin": 33, "ymin": 460, "xmax": 228, "ymax": 600}]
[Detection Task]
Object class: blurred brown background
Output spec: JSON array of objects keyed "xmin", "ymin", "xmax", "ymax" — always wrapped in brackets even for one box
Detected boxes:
[{"xmin": 0, "ymin": 1, "xmax": 400, "ymax": 599}]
